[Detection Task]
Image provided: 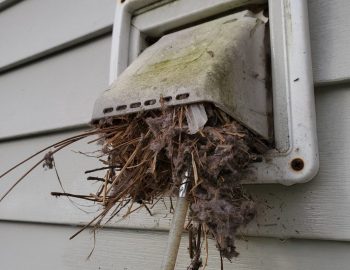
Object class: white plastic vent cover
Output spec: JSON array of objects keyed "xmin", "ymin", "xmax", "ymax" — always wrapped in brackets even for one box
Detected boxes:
[
  {"xmin": 93, "ymin": 10, "xmax": 271, "ymax": 139},
  {"xmin": 92, "ymin": 0, "xmax": 319, "ymax": 185}
]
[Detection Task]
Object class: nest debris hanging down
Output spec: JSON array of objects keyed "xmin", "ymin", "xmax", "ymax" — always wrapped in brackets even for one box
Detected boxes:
[{"xmin": 0, "ymin": 102, "xmax": 268, "ymax": 268}]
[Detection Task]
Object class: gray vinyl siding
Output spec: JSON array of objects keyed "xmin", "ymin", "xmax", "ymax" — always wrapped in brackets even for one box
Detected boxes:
[
  {"xmin": 0, "ymin": 35, "xmax": 111, "ymax": 139},
  {"xmin": 309, "ymin": 0, "xmax": 350, "ymax": 84},
  {"xmin": 1, "ymin": 222, "xmax": 349, "ymax": 270},
  {"xmin": 0, "ymin": 0, "xmax": 114, "ymax": 71},
  {"xmin": 1, "ymin": 1, "xmax": 350, "ymax": 269}
]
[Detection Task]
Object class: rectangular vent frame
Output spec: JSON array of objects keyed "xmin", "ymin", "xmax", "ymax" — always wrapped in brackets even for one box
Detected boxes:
[{"xmin": 105, "ymin": 0, "xmax": 319, "ymax": 185}]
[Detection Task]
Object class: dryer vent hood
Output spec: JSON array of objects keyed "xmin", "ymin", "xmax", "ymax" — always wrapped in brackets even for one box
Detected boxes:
[{"xmin": 92, "ymin": 10, "xmax": 272, "ymax": 140}]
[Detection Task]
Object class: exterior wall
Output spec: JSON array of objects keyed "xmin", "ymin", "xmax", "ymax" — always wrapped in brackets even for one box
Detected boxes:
[{"xmin": 1, "ymin": 0, "xmax": 350, "ymax": 269}]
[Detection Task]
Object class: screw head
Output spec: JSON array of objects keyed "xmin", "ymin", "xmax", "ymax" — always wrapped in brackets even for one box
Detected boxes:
[{"xmin": 291, "ymin": 158, "xmax": 304, "ymax": 171}]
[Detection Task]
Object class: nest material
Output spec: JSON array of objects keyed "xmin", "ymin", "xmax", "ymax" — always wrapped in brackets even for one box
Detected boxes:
[
  {"xmin": 84, "ymin": 104, "xmax": 265, "ymax": 259},
  {"xmin": 0, "ymin": 103, "xmax": 268, "ymax": 267}
]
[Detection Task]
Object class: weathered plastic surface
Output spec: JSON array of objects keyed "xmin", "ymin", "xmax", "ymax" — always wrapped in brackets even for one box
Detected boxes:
[
  {"xmin": 95, "ymin": 0, "xmax": 319, "ymax": 185},
  {"xmin": 92, "ymin": 10, "xmax": 272, "ymax": 140}
]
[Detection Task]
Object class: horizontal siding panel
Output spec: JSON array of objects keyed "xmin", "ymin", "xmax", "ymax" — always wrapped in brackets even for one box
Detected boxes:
[
  {"xmin": 309, "ymin": 0, "xmax": 350, "ymax": 84},
  {"xmin": 0, "ymin": 128, "xmax": 173, "ymax": 229},
  {"xmin": 0, "ymin": 221, "xmax": 349, "ymax": 270},
  {"xmin": 1, "ymin": 83, "xmax": 350, "ymax": 241},
  {"xmin": 0, "ymin": 0, "xmax": 115, "ymax": 71},
  {"xmin": 0, "ymin": 0, "xmax": 20, "ymax": 11},
  {"xmin": 0, "ymin": 35, "xmax": 111, "ymax": 139}
]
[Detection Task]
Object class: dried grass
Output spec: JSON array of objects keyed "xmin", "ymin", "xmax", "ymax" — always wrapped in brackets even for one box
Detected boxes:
[{"xmin": 0, "ymin": 103, "xmax": 268, "ymax": 267}]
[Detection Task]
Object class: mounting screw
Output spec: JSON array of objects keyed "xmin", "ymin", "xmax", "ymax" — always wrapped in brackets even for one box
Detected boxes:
[{"xmin": 291, "ymin": 158, "xmax": 304, "ymax": 171}]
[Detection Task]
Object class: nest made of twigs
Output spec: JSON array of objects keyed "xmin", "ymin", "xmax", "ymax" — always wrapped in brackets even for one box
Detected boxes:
[{"xmin": 0, "ymin": 103, "xmax": 268, "ymax": 268}]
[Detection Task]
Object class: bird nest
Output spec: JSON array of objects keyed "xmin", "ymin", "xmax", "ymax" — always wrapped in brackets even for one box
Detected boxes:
[{"xmin": 0, "ymin": 103, "xmax": 268, "ymax": 269}]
